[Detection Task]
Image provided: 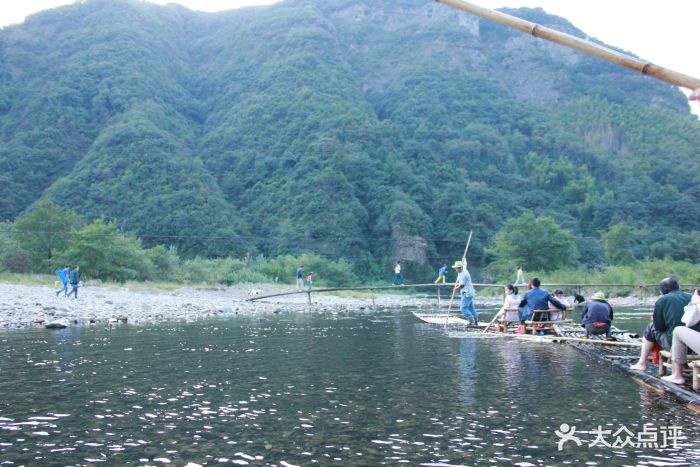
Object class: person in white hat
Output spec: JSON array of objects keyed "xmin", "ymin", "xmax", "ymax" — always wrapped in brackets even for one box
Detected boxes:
[{"xmin": 453, "ymin": 259, "xmax": 477, "ymax": 325}]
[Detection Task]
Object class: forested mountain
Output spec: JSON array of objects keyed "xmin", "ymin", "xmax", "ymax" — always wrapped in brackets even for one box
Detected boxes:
[{"xmin": 1, "ymin": 0, "xmax": 699, "ymax": 277}]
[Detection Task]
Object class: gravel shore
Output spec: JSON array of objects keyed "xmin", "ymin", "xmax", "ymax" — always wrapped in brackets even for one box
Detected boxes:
[
  {"xmin": 0, "ymin": 283, "xmax": 432, "ymax": 329},
  {"xmin": 0, "ymin": 282, "xmax": 656, "ymax": 330}
]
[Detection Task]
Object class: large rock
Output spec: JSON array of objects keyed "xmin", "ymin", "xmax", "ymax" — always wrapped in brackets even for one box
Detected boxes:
[{"xmin": 45, "ymin": 320, "xmax": 69, "ymax": 329}]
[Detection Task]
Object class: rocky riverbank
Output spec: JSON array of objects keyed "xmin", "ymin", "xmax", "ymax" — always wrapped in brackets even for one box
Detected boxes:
[
  {"xmin": 0, "ymin": 282, "xmax": 656, "ymax": 330},
  {"xmin": 0, "ymin": 283, "xmax": 432, "ymax": 329}
]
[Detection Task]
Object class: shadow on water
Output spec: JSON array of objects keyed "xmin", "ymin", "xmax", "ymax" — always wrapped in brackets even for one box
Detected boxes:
[{"xmin": 0, "ymin": 307, "xmax": 698, "ymax": 465}]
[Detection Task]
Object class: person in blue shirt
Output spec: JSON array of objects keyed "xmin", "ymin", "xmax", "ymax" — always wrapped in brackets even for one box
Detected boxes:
[
  {"xmin": 581, "ymin": 291, "xmax": 614, "ymax": 339},
  {"xmin": 55, "ymin": 267, "xmax": 69, "ymax": 297},
  {"xmin": 434, "ymin": 263, "xmax": 447, "ymax": 284},
  {"xmin": 518, "ymin": 277, "xmax": 567, "ymax": 324}
]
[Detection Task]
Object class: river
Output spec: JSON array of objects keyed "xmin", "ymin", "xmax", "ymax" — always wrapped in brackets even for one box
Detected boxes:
[{"xmin": 1, "ymin": 306, "xmax": 699, "ymax": 465}]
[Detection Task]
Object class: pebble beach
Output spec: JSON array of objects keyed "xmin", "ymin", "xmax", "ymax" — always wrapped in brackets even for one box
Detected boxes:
[
  {"xmin": 0, "ymin": 282, "xmax": 657, "ymax": 330},
  {"xmin": 0, "ymin": 283, "xmax": 432, "ymax": 329}
]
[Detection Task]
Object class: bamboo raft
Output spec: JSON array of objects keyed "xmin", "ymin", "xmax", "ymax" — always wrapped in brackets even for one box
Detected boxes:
[
  {"xmin": 413, "ymin": 312, "xmax": 700, "ymax": 411},
  {"xmin": 412, "ymin": 313, "xmax": 473, "ymax": 325},
  {"xmin": 553, "ymin": 324, "xmax": 700, "ymax": 414}
]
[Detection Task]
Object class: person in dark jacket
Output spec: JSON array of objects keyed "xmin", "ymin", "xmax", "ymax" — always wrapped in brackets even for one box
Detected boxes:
[
  {"xmin": 67, "ymin": 266, "xmax": 80, "ymax": 299},
  {"xmin": 581, "ymin": 291, "xmax": 614, "ymax": 339},
  {"xmin": 518, "ymin": 277, "xmax": 567, "ymax": 323},
  {"xmin": 631, "ymin": 277, "xmax": 699, "ymax": 371}
]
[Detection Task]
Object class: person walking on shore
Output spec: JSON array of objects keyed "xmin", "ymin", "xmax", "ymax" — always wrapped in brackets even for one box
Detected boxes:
[
  {"xmin": 393, "ymin": 262, "xmax": 404, "ymax": 285},
  {"xmin": 434, "ymin": 263, "xmax": 447, "ymax": 284},
  {"xmin": 515, "ymin": 266, "xmax": 526, "ymax": 285},
  {"xmin": 55, "ymin": 267, "xmax": 69, "ymax": 297},
  {"xmin": 67, "ymin": 266, "xmax": 80, "ymax": 299},
  {"xmin": 296, "ymin": 265, "xmax": 304, "ymax": 288},
  {"xmin": 306, "ymin": 271, "xmax": 314, "ymax": 290}
]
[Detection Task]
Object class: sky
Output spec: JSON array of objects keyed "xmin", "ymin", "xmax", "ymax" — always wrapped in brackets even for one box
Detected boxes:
[{"xmin": 1, "ymin": 0, "xmax": 698, "ymax": 107}]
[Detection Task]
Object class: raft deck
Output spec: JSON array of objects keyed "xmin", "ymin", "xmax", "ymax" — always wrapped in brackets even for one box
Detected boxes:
[{"xmin": 412, "ymin": 312, "xmax": 700, "ymax": 410}]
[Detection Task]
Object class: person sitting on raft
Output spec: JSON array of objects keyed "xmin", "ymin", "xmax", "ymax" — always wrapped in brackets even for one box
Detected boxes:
[
  {"xmin": 580, "ymin": 291, "xmax": 614, "ymax": 340},
  {"xmin": 631, "ymin": 277, "xmax": 699, "ymax": 371},
  {"xmin": 548, "ymin": 289, "xmax": 569, "ymax": 321},
  {"xmin": 660, "ymin": 288, "xmax": 700, "ymax": 385},
  {"xmin": 518, "ymin": 277, "xmax": 567, "ymax": 324},
  {"xmin": 495, "ymin": 284, "xmax": 521, "ymax": 322}
]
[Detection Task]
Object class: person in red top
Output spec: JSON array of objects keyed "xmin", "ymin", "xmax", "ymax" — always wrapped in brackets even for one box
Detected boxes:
[{"xmin": 306, "ymin": 271, "xmax": 314, "ymax": 290}]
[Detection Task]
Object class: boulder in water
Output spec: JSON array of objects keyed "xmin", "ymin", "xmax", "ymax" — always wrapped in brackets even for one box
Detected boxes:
[{"xmin": 45, "ymin": 320, "xmax": 69, "ymax": 329}]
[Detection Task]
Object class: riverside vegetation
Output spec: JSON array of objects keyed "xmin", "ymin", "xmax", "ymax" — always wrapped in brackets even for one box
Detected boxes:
[
  {"xmin": 1, "ymin": 0, "xmax": 699, "ymax": 286},
  {"xmin": 1, "ymin": 200, "xmax": 699, "ymax": 290}
]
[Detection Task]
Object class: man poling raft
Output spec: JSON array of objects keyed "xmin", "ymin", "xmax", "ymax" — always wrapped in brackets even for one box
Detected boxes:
[
  {"xmin": 432, "ymin": 0, "xmax": 700, "ymax": 92},
  {"xmin": 452, "ymin": 259, "xmax": 477, "ymax": 325}
]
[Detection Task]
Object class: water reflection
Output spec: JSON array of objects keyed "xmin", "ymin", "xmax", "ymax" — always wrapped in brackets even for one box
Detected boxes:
[{"xmin": 0, "ymin": 308, "xmax": 698, "ymax": 465}]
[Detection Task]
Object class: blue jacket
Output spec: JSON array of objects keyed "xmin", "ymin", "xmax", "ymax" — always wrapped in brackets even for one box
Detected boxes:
[
  {"xmin": 56, "ymin": 268, "xmax": 68, "ymax": 285},
  {"xmin": 519, "ymin": 287, "xmax": 566, "ymax": 312},
  {"xmin": 581, "ymin": 300, "xmax": 613, "ymax": 326}
]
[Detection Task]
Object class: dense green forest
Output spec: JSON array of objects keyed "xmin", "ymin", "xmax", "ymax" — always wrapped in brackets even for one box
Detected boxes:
[{"xmin": 1, "ymin": 0, "xmax": 699, "ymax": 284}]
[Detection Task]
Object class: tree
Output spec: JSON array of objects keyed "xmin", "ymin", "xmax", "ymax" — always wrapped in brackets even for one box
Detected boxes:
[
  {"xmin": 0, "ymin": 222, "xmax": 31, "ymax": 273},
  {"xmin": 55, "ymin": 219, "xmax": 152, "ymax": 282},
  {"xmin": 601, "ymin": 223, "xmax": 647, "ymax": 265},
  {"xmin": 486, "ymin": 212, "xmax": 579, "ymax": 273},
  {"xmin": 12, "ymin": 199, "xmax": 84, "ymax": 272}
]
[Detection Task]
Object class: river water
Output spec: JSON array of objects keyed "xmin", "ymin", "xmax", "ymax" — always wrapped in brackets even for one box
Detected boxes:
[{"xmin": 1, "ymin": 306, "xmax": 699, "ymax": 465}]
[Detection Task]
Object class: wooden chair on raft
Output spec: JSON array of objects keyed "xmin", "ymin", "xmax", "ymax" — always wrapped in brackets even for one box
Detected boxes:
[
  {"xmin": 496, "ymin": 308, "xmax": 520, "ymax": 332},
  {"xmin": 658, "ymin": 350, "xmax": 700, "ymax": 388},
  {"xmin": 690, "ymin": 361, "xmax": 700, "ymax": 392},
  {"xmin": 523, "ymin": 309, "xmax": 573, "ymax": 335}
]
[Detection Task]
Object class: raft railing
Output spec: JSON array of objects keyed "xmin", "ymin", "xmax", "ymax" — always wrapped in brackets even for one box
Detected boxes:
[{"xmin": 247, "ymin": 283, "xmax": 700, "ymax": 304}]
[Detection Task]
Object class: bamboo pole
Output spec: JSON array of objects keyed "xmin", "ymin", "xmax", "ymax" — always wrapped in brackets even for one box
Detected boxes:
[
  {"xmin": 434, "ymin": 0, "xmax": 700, "ymax": 91},
  {"xmin": 246, "ymin": 281, "xmax": 695, "ymax": 302},
  {"xmin": 517, "ymin": 334, "xmax": 642, "ymax": 347},
  {"xmin": 445, "ymin": 230, "xmax": 473, "ymax": 328}
]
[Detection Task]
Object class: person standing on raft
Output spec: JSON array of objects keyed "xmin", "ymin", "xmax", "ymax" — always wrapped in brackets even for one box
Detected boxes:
[{"xmin": 453, "ymin": 259, "xmax": 478, "ymax": 325}]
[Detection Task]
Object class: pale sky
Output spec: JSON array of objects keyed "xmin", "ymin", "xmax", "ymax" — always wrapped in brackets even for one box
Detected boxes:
[{"xmin": 2, "ymin": 0, "xmax": 698, "ymax": 107}]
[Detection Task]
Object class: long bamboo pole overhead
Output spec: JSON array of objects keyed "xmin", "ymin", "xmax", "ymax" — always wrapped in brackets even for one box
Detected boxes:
[{"xmin": 434, "ymin": 0, "xmax": 700, "ymax": 91}]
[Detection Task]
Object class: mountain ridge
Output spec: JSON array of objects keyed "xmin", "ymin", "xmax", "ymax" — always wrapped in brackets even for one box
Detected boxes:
[{"xmin": 1, "ymin": 0, "xmax": 698, "ymax": 273}]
